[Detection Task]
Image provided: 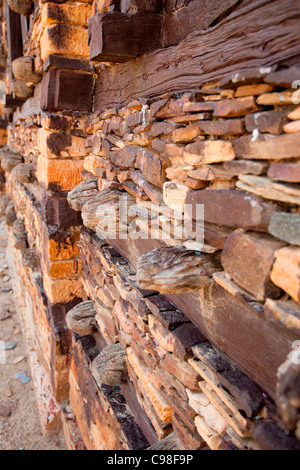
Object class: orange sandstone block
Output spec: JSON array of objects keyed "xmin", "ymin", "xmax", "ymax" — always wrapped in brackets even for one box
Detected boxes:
[
  {"xmin": 38, "ymin": 128, "xmax": 88, "ymax": 158},
  {"xmin": 41, "ymin": 2, "xmax": 92, "ymax": 27},
  {"xmin": 41, "ymin": 24, "xmax": 89, "ymax": 61},
  {"xmin": 48, "ymin": 233, "xmax": 81, "ymax": 261},
  {"xmin": 48, "ymin": 258, "xmax": 82, "ymax": 279},
  {"xmin": 36, "ymin": 155, "xmax": 84, "ymax": 191},
  {"xmin": 235, "ymin": 84, "xmax": 274, "ymax": 97},
  {"xmin": 271, "ymin": 246, "xmax": 300, "ymax": 302},
  {"xmin": 283, "ymin": 120, "xmax": 300, "ymax": 134},
  {"xmin": 43, "ymin": 273, "xmax": 82, "ymax": 304}
]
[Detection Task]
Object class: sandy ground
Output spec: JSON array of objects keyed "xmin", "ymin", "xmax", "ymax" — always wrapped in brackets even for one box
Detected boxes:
[{"xmin": 0, "ymin": 218, "xmax": 66, "ymax": 450}]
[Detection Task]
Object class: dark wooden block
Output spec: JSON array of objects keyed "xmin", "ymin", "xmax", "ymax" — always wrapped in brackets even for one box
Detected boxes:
[
  {"xmin": 41, "ymin": 192, "xmax": 83, "ymax": 227},
  {"xmin": 43, "ymin": 54, "xmax": 94, "ymax": 73},
  {"xmin": 88, "ymin": 11, "xmax": 162, "ymax": 62},
  {"xmin": 173, "ymin": 323, "xmax": 207, "ymax": 358},
  {"xmin": 41, "ymin": 69, "xmax": 94, "ymax": 112},
  {"xmin": 145, "ymin": 295, "xmax": 177, "ymax": 316},
  {"xmin": 5, "ymin": 94, "xmax": 25, "ymax": 108}
]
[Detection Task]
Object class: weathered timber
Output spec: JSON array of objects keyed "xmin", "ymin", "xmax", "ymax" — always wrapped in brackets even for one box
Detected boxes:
[
  {"xmin": 5, "ymin": 202, "xmax": 17, "ymax": 227},
  {"xmin": 66, "ymin": 301, "xmax": 97, "ymax": 336},
  {"xmin": 0, "ymin": 152, "xmax": 23, "ymax": 173},
  {"xmin": 162, "ymin": 0, "xmax": 243, "ymax": 47},
  {"xmin": 21, "ymin": 248, "xmax": 40, "ymax": 269},
  {"xmin": 11, "ymin": 163, "xmax": 36, "ymax": 184},
  {"xmin": 81, "ymin": 189, "xmax": 136, "ymax": 237},
  {"xmin": 43, "ymin": 55, "xmax": 94, "ymax": 73},
  {"xmin": 137, "ymin": 246, "xmax": 221, "ymax": 293},
  {"xmin": 7, "ymin": 0, "xmax": 32, "ymax": 15},
  {"xmin": 10, "ymin": 80, "xmax": 33, "ymax": 100},
  {"xmin": 94, "ymin": 0, "xmax": 300, "ymax": 110},
  {"xmin": 12, "ymin": 56, "xmax": 42, "ymax": 84},
  {"xmin": 41, "ymin": 69, "xmax": 94, "ymax": 112},
  {"xmin": 107, "ymin": 235, "xmax": 297, "ymax": 399},
  {"xmin": 6, "ymin": 3, "xmax": 23, "ymax": 87},
  {"xmin": 91, "ymin": 343, "xmax": 127, "ymax": 386},
  {"xmin": 88, "ymin": 11, "xmax": 162, "ymax": 62},
  {"xmin": 67, "ymin": 179, "xmax": 99, "ymax": 212}
]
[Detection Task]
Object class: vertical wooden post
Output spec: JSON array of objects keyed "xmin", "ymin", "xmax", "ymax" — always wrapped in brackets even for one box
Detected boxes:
[{"xmin": 5, "ymin": 4, "xmax": 23, "ymax": 91}]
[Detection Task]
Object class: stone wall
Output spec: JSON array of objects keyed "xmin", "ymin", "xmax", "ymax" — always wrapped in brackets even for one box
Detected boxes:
[{"xmin": 0, "ymin": 0, "xmax": 300, "ymax": 451}]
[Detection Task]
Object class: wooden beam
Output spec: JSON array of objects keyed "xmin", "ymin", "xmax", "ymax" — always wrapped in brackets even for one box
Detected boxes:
[
  {"xmin": 121, "ymin": 0, "xmax": 163, "ymax": 12},
  {"xmin": 5, "ymin": 94, "xmax": 25, "ymax": 108},
  {"xmin": 40, "ymin": 69, "xmax": 94, "ymax": 112},
  {"xmin": 43, "ymin": 55, "xmax": 94, "ymax": 73},
  {"xmin": 162, "ymin": 0, "xmax": 243, "ymax": 47},
  {"xmin": 88, "ymin": 11, "xmax": 162, "ymax": 62},
  {"xmin": 5, "ymin": 4, "xmax": 23, "ymax": 89},
  {"xmin": 94, "ymin": 0, "xmax": 300, "ymax": 110},
  {"xmin": 106, "ymin": 235, "xmax": 296, "ymax": 400}
]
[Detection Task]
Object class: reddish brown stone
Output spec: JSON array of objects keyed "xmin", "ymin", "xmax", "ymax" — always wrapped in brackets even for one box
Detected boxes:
[
  {"xmin": 186, "ymin": 190, "xmax": 278, "ymax": 232},
  {"xmin": 184, "ymin": 178, "xmax": 208, "ymax": 189},
  {"xmin": 268, "ymin": 162, "xmax": 300, "ymax": 183},
  {"xmin": 197, "ymin": 119, "xmax": 245, "ymax": 136},
  {"xmin": 154, "ymin": 98, "xmax": 186, "ymax": 118},
  {"xmin": 172, "ymin": 123, "xmax": 203, "ymax": 143},
  {"xmin": 221, "ymin": 230, "xmax": 285, "ymax": 301},
  {"xmin": 234, "ymin": 134, "xmax": 300, "ymax": 160},
  {"xmin": 245, "ymin": 111, "xmax": 288, "ymax": 135},
  {"xmin": 214, "ymin": 97, "xmax": 259, "ymax": 118},
  {"xmin": 224, "ymin": 159, "xmax": 268, "ymax": 176},
  {"xmin": 137, "ymin": 149, "xmax": 169, "ymax": 188},
  {"xmin": 150, "ymin": 121, "xmax": 177, "ymax": 137},
  {"xmin": 182, "ymin": 101, "xmax": 216, "ymax": 113},
  {"xmin": 283, "ymin": 120, "xmax": 300, "ymax": 134}
]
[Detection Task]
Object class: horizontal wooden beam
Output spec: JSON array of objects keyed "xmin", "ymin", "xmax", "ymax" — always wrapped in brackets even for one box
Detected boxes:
[
  {"xmin": 162, "ymin": 0, "xmax": 242, "ymax": 47},
  {"xmin": 107, "ymin": 235, "xmax": 296, "ymax": 400},
  {"xmin": 94, "ymin": 0, "xmax": 300, "ymax": 110},
  {"xmin": 88, "ymin": 11, "xmax": 162, "ymax": 62},
  {"xmin": 43, "ymin": 55, "xmax": 94, "ymax": 73},
  {"xmin": 5, "ymin": 94, "xmax": 25, "ymax": 108}
]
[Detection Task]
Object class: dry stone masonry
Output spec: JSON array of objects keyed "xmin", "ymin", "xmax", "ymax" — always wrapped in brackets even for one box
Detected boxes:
[{"xmin": 0, "ymin": 0, "xmax": 300, "ymax": 451}]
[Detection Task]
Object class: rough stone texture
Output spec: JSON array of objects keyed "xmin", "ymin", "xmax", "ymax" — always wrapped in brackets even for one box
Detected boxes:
[{"xmin": 221, "ymin": 230, "xmax": 285, "ymax": 301}]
